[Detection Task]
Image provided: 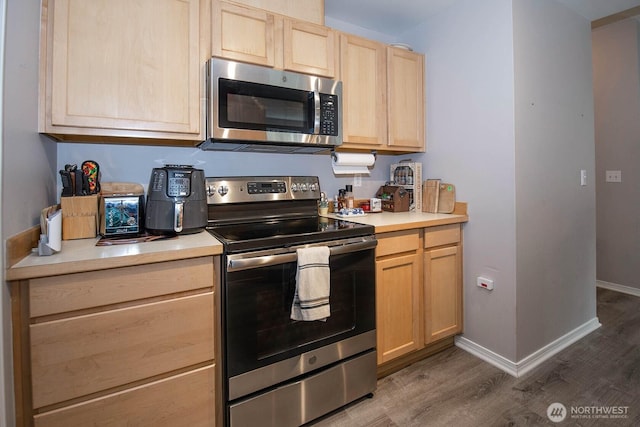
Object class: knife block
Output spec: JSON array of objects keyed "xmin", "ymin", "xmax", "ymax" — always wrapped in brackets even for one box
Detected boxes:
[{"xmin": 61, "ymin": 195, "xmax": 99, "ymax": 240}]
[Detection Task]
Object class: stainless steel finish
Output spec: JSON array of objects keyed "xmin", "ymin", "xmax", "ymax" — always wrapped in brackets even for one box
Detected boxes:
[
  {"xmin": 229, "ymin": 331, "xmax": 375, "ymax": 401},
  {"xmin": 227, "ymin": 236, "xmax": 377, "ymax": 272},
  {"xmin": 174, "ymin": 201, "xmax": 183, "ymax": 232},
  {"xmin": 206, "ymin": 176, "xmax": 321, "ymax": 205},
  {"xmin": 202, "ymin": 57, "xmax": 342, "ymax": 152},
  {"xmin": 313, "ymin": 82, "xmax": 321, "ymax": 135},
  {"xmin": 229, "ymin": 350, "xmax": 377, "ymax": 427}
]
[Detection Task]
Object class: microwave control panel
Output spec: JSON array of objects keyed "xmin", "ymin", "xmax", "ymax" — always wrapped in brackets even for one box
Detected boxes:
[{"xmin": 319, "ymin": 94, "xmax": 339, "ymax": 136}]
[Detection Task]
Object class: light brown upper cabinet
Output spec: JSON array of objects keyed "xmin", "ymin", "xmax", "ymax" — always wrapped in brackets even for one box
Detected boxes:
[
  {"xmin": 339, "ymin": 35, "xmax": 426, "ymax": 153},
  {"xmin": 39, "ymin": 0, "xmax": 204, "ymax": 145},
  {"xmin": 213, "ymin": 1, "xmax": 337, "ymax": 78},
  {"xmin": 339, "ymin": 34, "xmax": 388, "ymax": 149},
  {"xmin": 225, "ymin": 0, "xmax": 324, "ymax": 24},
  {"xmin": 387, "ymin": 46, "xmax": 425, "ymax": 151}
]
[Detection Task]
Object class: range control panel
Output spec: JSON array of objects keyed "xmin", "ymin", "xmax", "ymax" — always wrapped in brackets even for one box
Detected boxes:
[{"xmin": 205, "ymin": 176, "xmax": 321, "ymax": 204}]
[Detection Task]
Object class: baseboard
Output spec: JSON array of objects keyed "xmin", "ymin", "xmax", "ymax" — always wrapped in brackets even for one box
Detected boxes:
[
  {"xmin": 455, "ymin": 317, "xmax": 601, "ymax": 377},
  {"xmin": 454, "ymin": 336, "xmax": 519, "ymax": 376},
  {"xmin": 597, "ymin": 280, "xmax": 640, "ymax": 298}
]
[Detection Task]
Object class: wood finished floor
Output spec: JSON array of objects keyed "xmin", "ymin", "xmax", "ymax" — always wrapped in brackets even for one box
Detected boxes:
[{"xmin": 312, "ymin": 288, "xmax": 640, "ymax": 426}]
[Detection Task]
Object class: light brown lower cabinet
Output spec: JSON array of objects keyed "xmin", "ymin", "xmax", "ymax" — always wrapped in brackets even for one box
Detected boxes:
[
  {"xmin": 11, "ymin": 256, "xmax": 218, "ymax": 427},
  {"xmin": 375, "ymin": 224, "xmax": 463, "ymax": 372},
  {"xmin": 424, "ymin": 224, "xmax": 463, "ymax": 344},
  {"xmin": 33, "ymin": 366, "xmax": 215, "ymax": 427},
  {"xmin": 375, "ymin": 230, "xmax": 422, "ymax": 364}
]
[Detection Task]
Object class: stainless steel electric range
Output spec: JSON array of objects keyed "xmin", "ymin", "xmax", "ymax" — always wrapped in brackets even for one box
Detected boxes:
[{"xmin": 206, "ymin": 176, "xmax": 377, "ymax": 427}]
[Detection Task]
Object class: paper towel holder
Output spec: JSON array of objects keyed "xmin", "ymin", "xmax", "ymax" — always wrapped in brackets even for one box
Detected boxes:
[
  {"xmin": 331, "ymin": 149, "xmax": 377, "ymax": 161},
  {"xmin": 331, "ymin": 150, "xmax": 377, "ymax": 175}
]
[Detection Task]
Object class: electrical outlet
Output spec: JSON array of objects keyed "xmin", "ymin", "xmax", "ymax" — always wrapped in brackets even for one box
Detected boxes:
[
  {"xmin": 477, "ymin": 277, "xmax": 494, "ymax": 291},
  {"xmin": 353, "ymin": 175, "xmax": 362, "ymax": 187},
  {"xmin": 605, "ymin": 170, "xmax": 622, "ymax": 183}
]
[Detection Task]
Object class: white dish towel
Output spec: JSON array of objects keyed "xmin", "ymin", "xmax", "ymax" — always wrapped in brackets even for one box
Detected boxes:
[{"xmin": 291, "ymin": 246, "xmax": 331, "ymax": 321}]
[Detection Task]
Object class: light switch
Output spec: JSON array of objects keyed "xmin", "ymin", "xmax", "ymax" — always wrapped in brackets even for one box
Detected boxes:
[{"xmin": 580, "ymin": 170, "xmax": 587, "ymax": 186}]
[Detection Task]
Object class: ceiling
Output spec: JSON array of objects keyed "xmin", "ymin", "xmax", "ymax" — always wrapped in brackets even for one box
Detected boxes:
[{"xmin": 324, "ymin": 0, "xmax": 640, "ymax": 35}]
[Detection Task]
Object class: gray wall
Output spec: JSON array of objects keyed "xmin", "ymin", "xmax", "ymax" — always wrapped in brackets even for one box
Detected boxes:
[
  {"xmin": 513, "ymin": 0, "xmax": 597, "ymax": 360},
  {"xmin": 592, "ymin": 19, "xmax": 640, "ymax": 290},
  {"xmin": 0, "ymin": 1, "xmax": 605, "ymax": 420},
  {"xmin": 402, "ymin": 0, "xmax": 598, "ymax": 363},
  {"xmin": 403, "ymin": 0, "xmax": 519, "ymax": 361},
  {"xmin": 1, "ymin": 1, "xmax": 57, "ymax": 425}
]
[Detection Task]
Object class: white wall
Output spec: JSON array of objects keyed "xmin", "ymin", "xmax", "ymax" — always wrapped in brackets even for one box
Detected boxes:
[
  {"xmin": 402, "ymin": 0, "xmax": 519, "ymax": 361},
  {"xmin": 592, "ymin": 19, "xmax": 640, "ymax": 290},
  {"xmin": 513, "ymin": 0, "xmax": 597, "ymax": 360},
  {"xmin": 2, "ymin": 1, "xmax": 57, "ymax": 425}
]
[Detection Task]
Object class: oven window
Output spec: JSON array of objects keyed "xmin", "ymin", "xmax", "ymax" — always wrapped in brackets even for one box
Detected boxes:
[
  {"xmin": 219, "ymin": 78, "xmax": 315, "ymax": 134},
  {"xmin": 224, "ymin": 248, "xmax": 375, "ymax": 377}
]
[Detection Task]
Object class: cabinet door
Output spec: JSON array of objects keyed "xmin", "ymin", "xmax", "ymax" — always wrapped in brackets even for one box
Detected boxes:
[
  {"xmin": 283, "ymin": 19, "xmax": 337, "ymax": 78},
  {"xmin": 376, "ymin": 252, "xmax": 422, "ymax": 364},
  {"xmin": 213, "ymin": 1, "xmax": 275, "ymax": 66},
  {"xmin": 387, "ymin": 47, "xmax": 425, "ymax": 151},
  {"xmin": 33, "ymin": 366, "xmax": 215, "ymax": 427},
  {"xmin": 339, "ymin": 34, "xmax": 387, "ymax": 148},
  {"xmin": 30, "ymin": 293, "xmax": 215, "ymax": 408},
  {"xmin": 424, "ymin": 245, "xmax": 462, "ymax": 344},
  {"xmin": 44, "ymin": 0, "xmax": 202, "ymax": 139}
]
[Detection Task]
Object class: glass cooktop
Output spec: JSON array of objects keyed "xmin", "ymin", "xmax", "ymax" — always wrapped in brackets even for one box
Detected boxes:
[{"xmin": 208, "ymin": 216, "xmax": 374, "ymax": 253}]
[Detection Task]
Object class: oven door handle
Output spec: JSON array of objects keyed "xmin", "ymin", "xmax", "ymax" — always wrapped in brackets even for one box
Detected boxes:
[{"xmin": 227, "ymin": 239, "xmax": 376, "ymax": 272}]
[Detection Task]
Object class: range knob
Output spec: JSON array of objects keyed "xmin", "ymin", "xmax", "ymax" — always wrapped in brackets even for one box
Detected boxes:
[
  {"xmin": 217, "ymin": 185, "xmax": 229, "ymax": 197},
  {"xmin": 309, "ymin": 183, "xmax": 319, "ymax": 192},
  {"xmin": 300, "ymin": 183, "xmax": 308, "ymax": 192},
  {"xmin": 291, "ymin": 183, "xmax": 299, "ymax": 192},
  {"xmin": 206, "ymin": 185, "xmax": 216, "ymax": 197}
]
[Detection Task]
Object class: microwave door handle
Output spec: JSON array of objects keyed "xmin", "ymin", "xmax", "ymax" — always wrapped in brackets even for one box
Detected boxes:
[{"xmin": 313, "ymin": 81, "xmax": 321, "ymax": 134}]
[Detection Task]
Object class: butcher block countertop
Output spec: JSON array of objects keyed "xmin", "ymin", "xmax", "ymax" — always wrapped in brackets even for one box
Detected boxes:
[
  {"xmin": 323, "ymin": 203, "xmax": 469, "ymax": 234},
  {"xmin": 6, "ymin": 230, "xmax": 223, "ymax": 281}
]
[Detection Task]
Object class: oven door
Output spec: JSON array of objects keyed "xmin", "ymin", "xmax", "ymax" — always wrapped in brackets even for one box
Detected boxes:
[{"xmin": 223, "ymin": 236, "xmax": 376, "ymax": 401}]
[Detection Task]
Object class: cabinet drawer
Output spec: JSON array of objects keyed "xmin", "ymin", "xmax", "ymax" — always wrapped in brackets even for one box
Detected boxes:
[
  {"xmin": 376, "ymin": 230, "xmax": 420, "ymax": 258},
  {"xmin": 424, "ymin": 224, "xmax": 460, "ymax": 248},
  {"xmin": 30, "ymin": 293, "xmax": 214, "ymax": 408},
  {"xmin": 29, "ymin": 257, "xmax": 214, "ymax": 317},
  {"xmin": 33, "ymin": 365, "xmax": 215, "ymax": 427}
]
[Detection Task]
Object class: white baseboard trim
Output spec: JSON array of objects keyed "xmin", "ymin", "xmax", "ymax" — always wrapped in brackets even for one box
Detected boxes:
[
  {"xmin": 597, "ymin": 280, "xmax": 640, "ymax": 298},
  {"xmin": 455, "ymin": 317, "xmax": 601, "ymax": 378}
]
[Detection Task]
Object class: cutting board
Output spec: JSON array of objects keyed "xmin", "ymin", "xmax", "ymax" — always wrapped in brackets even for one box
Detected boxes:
[
  {"xmin": 422, "ymin": 179, "xmax": 440, "ymax": 213},
  {"xmin": 437, "ymin": 183, "xmax": 456, "ymax": 213},
  {"xmin": 422, "ymin": 180, "xmax": 456, "ymax": 213}
]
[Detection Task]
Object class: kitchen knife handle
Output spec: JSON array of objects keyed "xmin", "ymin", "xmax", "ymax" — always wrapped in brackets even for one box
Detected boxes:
[{"xmin": 59, "ymin": 171, "xmax": 73, "ymax": 197}]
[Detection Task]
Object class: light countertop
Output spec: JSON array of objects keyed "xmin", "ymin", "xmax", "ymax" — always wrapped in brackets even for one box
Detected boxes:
[
  {"xmin": 8, "ymin": 209, "xmax": 468, "ymax": 281},
  {"xmin": 323, "ymin": 210, "xmax": 468, "ymax": 233},
  {"xmin": 6, "ymin": 231, "xmax": 223, "ymax": 281}
]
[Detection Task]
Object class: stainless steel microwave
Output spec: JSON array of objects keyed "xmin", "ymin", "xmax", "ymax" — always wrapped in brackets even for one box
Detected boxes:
[{"xmin": 200, "ymin": 58, "xmax": 342, "ymax": 153}]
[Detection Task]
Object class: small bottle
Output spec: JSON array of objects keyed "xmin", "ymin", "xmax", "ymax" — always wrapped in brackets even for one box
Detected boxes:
[
  {"xmin": 345, "ymin": 185, "xmax": 354, "ymax": 209},
  {"xmin": 333, "ymin": 195, "xmax": 339, "ymax": 213},
  {"xmin": 338, "ymin": 189, "xmax": 346, "ymax": 210}
]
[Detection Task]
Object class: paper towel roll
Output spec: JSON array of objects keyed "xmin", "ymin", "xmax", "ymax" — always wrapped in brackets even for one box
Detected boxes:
[
  {"xmin": 47, "ymin": 210, "xmax": 62, "ymax": 252},
  {"xmin": 331, "ymin": 152, "xmax": 376, "ymax": 175}
]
